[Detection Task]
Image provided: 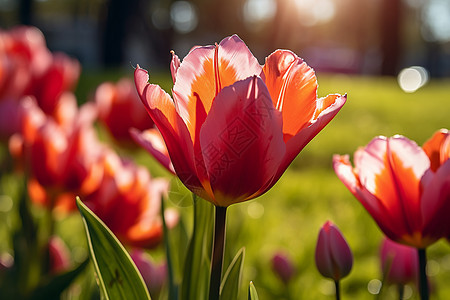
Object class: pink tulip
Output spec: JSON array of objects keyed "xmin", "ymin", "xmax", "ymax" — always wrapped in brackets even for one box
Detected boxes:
[
  {"xmin": 333, "ymin": 132, "xmax": 450, "ymax": 248},
  {"xmin": 130, "ymin": 249, "xmax": 167, "ymax": 297},
  {"xmin": 315, "ymin": 221, "xmax": 353, "ymax": 281},
  {"xmin": 380, "ymin": 237, "xmax": 418, "ymax": 285},
  {"xmin": 48, "ymin": 236, "xmax": 71, "ymax": 274},
  {"xmin": 271, "ymin": 251, "xmax": 296, "ymax": 284}
]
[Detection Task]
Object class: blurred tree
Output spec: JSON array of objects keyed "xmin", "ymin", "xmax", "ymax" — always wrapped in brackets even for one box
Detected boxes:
[
  {"xmin": 380, "ymin": 0, "xmax": 402, "ymax": 75},
  {"xmin": 101, "ymin": 0, "xmax": 139, "ymax": 67},
  {"xmin": 19, "ymin": 0, "xmax": 33, "ymax": 25}
]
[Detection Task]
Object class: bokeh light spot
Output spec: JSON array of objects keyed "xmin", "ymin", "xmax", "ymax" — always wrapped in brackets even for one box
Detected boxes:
[
  {"xmin": 0, "ymin": 195, "xmax": 13, "ymax": 212},
  {"xmin": 243, "ymin": 0, "xmax": 277, "ymax": 25},
  {"xmin": 367, "ymin": 279, "xmax": 382, "ymax": 295},
  {"xmin": 170, "ymin": 1, "xmax": 198, "ymax": 34},
  {"xmin": 398, "ymin": 66, "xmax": 429, "ymax": 93},
  {"xmin": 247, "ymin": 201, "xmax": 264, "ymax": 219}
]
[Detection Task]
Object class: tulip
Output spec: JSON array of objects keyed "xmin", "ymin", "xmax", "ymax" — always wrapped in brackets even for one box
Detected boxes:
[
  {"xmin": 333, "ymin": 134, "xmax": 450, "ymax": 249},
  {"xmin": 333, "ymin": 131, "xmax": 450, "ymax": 300},
  {"xmin": 95, "ymin": 78, "xmax": 154, "ymax": 144},
  {"xmin": 135, "ymin": 35, "xmax": 346, "ymax": 300},
  {"xmin": 271, "ymin": 251, "xmax": 296, "ymax": 285},
  {"xmin": 130, "ymin": 249, "xmax": 167, "ymax": 298},
  {"xmin": 315, "ymin": 221, "xmax": 353, "ymax": 300},
  {"xmin": 48, "ymin": 236, "xmax": 71, "ymax": 274},
  {"xmin": 0, "ymin": 26, "xmax": 80, "ymax": 120},
  {"xmin": 315, "ymin": 221, "xmax": 353, "ymax": 281},
  {"xmin": 380, "ymin": 237, "xmax": 418, "ymax": 286},
  {"xmin": 83, "ymin": 150, "xmax": 178, "ymax": 248},
  {"xmin": 135, "ymin": 34, "xmax": 346, "ymax": 207},
  {"xmin": 13, "ymin": 97, "xmax": 103, "ymax": 213}
]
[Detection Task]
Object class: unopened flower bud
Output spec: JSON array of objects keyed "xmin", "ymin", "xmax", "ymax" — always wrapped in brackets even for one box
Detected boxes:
[{"xmin": 315, "ymin": 221, "xmax": 353, "ymax": 281}]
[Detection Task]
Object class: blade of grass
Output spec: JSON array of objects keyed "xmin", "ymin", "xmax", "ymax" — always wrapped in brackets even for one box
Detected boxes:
[
  {"xmin": 219, "ymin": 247, "xmax": 245, "ymax": 300},
  {"xmin": 180, "ymin": 194, "xmax": 214, "ymax": 300}
]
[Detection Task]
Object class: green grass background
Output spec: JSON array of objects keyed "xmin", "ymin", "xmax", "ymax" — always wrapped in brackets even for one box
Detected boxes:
[{"xmin": 1, "ymin": 70, "xmax": 449, "ymax": 299}]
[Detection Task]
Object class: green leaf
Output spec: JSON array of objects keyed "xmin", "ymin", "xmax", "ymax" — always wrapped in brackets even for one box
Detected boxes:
[
  {"xmin": 248, "ymin": 281, "xmax": 259, "ymax": 300},
  {"xmin": 76, "ymin": 197, "xmax": 151, "ymax": 300},
  {"xmin": 179, "ymin": 194, "xmax": 214, "ymax": 300},
  {"xmin": 30, "ymin": 259, "xmax": 89, "ymax": 300},
  {"xmin": 220, "ymin": 247, "xmax": 245, "ymax": 300}
]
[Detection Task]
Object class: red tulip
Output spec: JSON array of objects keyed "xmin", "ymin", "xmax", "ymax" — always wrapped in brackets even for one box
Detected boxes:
[
  {"xmin": 380, "ymin": 237, "xmax": 418, "ymax": 285},
  {"xmin": 12, "ymin": 97, "xmax": 103, "ymax": 212},
  {"xmin": 333, "ymin": 133, "xmax": 450, "ymax": 248},
  {"xmin": 95, "ymin": 78, "xmax": 154, "ymax": 143},
  {"xmin": 135, "ymin": 35, "xmax": 346, "ymax": 207},
  {"xmin": 83, "ymin": 150, "xmax": 178, "ymax": 248},
  {"xmin": 0, "ymin": 26, "xmax": 80, "ymax": 119},
  {"xmin": 315, "ymin": 221, "xmax": 353, "ymax": 281}
]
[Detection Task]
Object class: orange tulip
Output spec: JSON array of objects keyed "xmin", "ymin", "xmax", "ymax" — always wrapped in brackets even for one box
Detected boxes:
[
  {"xmin": 333, "ymin": 131, "xmax": 450, "ymax": 248},
  {"xmin": 135, "ymin": 35, "xmax": 346, "ymax": 207}
]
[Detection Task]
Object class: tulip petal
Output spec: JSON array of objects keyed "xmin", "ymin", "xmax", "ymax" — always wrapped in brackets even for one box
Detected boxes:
[
  {"xmin": 315, "ymin": 225, "xmax": 334, "ymax": 279},
  {"xmin": 135, "ymin": 67, "xmax": 204, "ymax": 195},
  {"xmin": 333, "ymin": 154, "xmax": 410, "ymax": 242},
  {"xmin": 328, "ymin": 225, "xmax": 353, "ymax": 279},
  {"xmin": 262, "ymin": 50, "xmax": 317, "ymax": 138},
  {"xmin": 130, "ymin": 128, "xmax": 175, "ymax": 174},
  {"xmin": 355, "ymin": 136, "xmax": 429, "ymax": 245},
  {"xmin": 172, "ymin": 35, "xmax": 262, "ymax": 144},
  {"xmin": 199, "ymin": 76, "xmax": 285, "ymax": 206},
  {"xmin": 422, "ymin": 129, "xmax": 449, "ymax": 171},
  {"xmin": 270, "ymin": 94, "xmax": 346, "ymax": 187},
  {"xmin": 421, "ymin": 159, "xmax": 450, "ymax": 244},
  {"xmin": 170, "ymin": 51, "xmax": 181, "ymax": 84}
]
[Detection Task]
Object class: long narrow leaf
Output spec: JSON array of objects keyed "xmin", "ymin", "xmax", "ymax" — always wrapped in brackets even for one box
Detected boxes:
[
  {"xmin": 248, "ymin": 281, "xmax": 259, "ymax": 300},
  {"xmin": 76, "ymin": 197, "xmax": 151, "ymax": 300},
  {"xmin": 179, "ymin": 194, "xmax": 214, "ymax": 300},
  {"xmin": 220, "ymin": 247, "xmax": 245, "ymax": 300}
]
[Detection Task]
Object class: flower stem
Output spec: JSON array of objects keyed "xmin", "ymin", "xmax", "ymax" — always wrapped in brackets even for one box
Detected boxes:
[
  {"xmin": 209, "ymin": 205, "xmax": 227, "ymax": 300},
  {"xmin": 418, "ymin": 248, "xmax": 429, "ymax": 300},
  {"xmin": 397, "ymin": 284, "xmax": 404, "ymax": 300},
  {"xmin": 334, "ymin": 280, "xmax": 341, "ymax": 300}
]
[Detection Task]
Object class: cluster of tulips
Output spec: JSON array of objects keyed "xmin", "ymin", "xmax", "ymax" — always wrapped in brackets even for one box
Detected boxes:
[
  {"xmin": 0, "ymin": 26, "xmax": 176, "ymax": 298},
  {"xmin": 0, "ymin": 25, "xmax": 448, "ymax": 300}
]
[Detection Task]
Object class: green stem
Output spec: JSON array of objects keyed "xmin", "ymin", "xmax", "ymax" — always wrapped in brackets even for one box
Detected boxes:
[
  {"xmin": 418, "ymin": 248, "xmax": 429, "ymax": 300},
  {"xmin": 161, "ymin": 196, "xmax": 176, "ymax": 300},
  {"xmin": 209, "ymin": 205, "xmax": 227, "ymax": 300},
  {"xmin": 334, "ymin": 280, "xmax": 341, "ymax": 300},
  {"xmin": 397, "ymin": 284, "xmax": 404, "ymax": 300}
]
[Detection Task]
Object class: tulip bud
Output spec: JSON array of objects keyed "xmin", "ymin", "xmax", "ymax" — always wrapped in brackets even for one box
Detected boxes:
[
  {"xmin": 130, "ymin": 249, "xmax": 167, "ymax": 297},
  {"xmin": 315, "ymin": 221, "xmax": 353, "ymax": 281},
  {"xmin": 48, "ymin": 236, "xmax": 71, "ymax": 274},
  {"xmin": 380, "ymin": 237, "xmax": 418, "ymax": 285},
  {"xmin": 271, "ymin": 251, "xmax": 296, "ymax": 284}
]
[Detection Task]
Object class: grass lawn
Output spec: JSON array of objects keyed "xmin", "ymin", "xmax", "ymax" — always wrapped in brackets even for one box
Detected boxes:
[{"xmin": 1, "ymin": 70, "xmax": 449, "ymax": 299}]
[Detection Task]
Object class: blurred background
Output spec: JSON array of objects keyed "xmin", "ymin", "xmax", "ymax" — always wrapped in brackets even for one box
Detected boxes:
[
  {"xmin": 1, "ymin": 0, "xmax": 450, "ymax": 77},
  {"xmin": 1, "ymin": 1, "xmax": 450, "ymax": 299}
]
